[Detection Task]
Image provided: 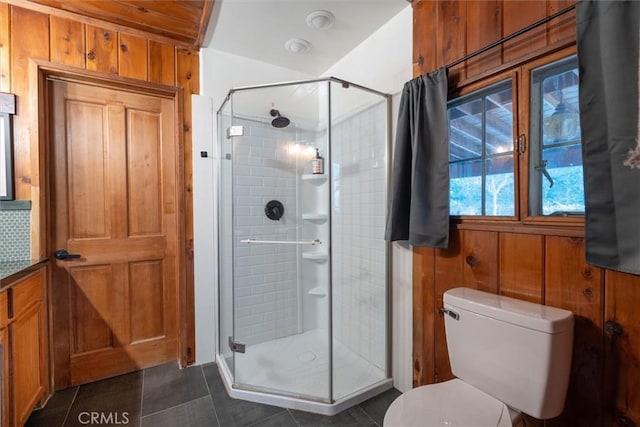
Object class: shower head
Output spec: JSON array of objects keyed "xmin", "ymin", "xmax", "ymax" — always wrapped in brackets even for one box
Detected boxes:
[{"xmin": 270, "ymin": 109, "xmax": 290, "ymax": 128}]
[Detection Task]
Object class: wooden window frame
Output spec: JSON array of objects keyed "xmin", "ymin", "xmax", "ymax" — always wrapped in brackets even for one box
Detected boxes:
[
  {"xmin": 449, "ymin": 45, "xmax": 582, "ymax": 232},
  {"xmin": 519, "ymin": 46, "xmax": 583, "ymax": 228}
]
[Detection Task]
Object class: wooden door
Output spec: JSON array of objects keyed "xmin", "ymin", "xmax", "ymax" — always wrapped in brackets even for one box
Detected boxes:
[{"xmin": 50, "ymin": 78, "xmax": 181, "ymax": 387}]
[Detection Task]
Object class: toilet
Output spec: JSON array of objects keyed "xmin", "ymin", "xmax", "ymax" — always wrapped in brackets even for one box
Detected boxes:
[{"xmin": 384, "ymin": 287, "xmax": 574, "ymax": 427}]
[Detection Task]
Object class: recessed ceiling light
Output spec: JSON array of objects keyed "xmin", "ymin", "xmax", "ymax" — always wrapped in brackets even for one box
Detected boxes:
[
  {"xmin": 306, "ymin": 10, "xmax": 335, "ymax": 31},
  {"xmin": 285, "ymin": 38, "xmax": 311, "ymax": 54}
]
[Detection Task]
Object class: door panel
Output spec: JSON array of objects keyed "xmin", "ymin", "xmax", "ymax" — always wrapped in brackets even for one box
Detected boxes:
[
  {"xmin": 70, "ymin": 265, "xmax": 114, "ymax": 354},
  {"xmin": 129, "ymin": 260, "xmax": 165, "ymax": 342},
  {"xmin": 66, "ymin": 100, "xmax": 110, "ymax": 239},
  {"xmin": 127, "ymin": 109, "xmax": 162, "ymax": 236},
  {"xmin": 51, "ymin": 78, "xmax": 180, "ymax": 387}
]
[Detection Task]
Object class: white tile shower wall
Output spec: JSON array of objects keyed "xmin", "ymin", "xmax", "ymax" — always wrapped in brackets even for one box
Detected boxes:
[
  {"xmin": 231, "ymin": 118, "xmax": 313, "ymax": 346},
  {"xmin": 331, "ymin": 101, "xmax": 388, "ymax": 371},
  {"xmin": 0, "ymin": 210, "xmax": 31, "ymax": 261}
]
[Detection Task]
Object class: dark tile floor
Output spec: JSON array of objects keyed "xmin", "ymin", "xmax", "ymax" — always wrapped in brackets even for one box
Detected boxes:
[{"xmin": 26, "ymin": 362, "xmax": 401, "ymax": 427}]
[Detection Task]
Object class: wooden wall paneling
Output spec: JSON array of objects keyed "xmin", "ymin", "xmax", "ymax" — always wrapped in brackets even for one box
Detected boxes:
[
  {"xmin": 465, "ymin": 1, "xmax": 502, "ymax": 78},
  {"xmin": 118, "ymin": 33, "xmax": 147, "ymax": 80},
  {"xmin": 498, "ymin": 232, "xmax": 544, "ymax": 303},
  {"xmin": 0, "ymin": 3, "xmax": 10, "ymax": 92},
  {"xmin": 176, "ymin": 47, "xmax": 198, "ymax": 365},
  {"xmin": 604, "ymin": 270, "xmax": 640, "ymax": 426},
  {"xmin": 462, "ymin": 229, "xmax": 498, "ymax": 294},
  {"xmin": 27, "ymin": 0, "xmax": 207, "ymax": 46},
  {"xmin": 544, "ymin": 236, "xmax": 604, "ymax": 427},
  {"xmin": 148, "ymin": 41, "xmax": 175, "ymax": 86},
  {"xmin": 49, "ymin": 16, "xmax": 85, "ymax": 68},
  {"xmin": 176, "ymin": 47, "xmax": 198, "ymax": 238},
  {"xmin": 85, "ymin": 25, "xmax": 117, "ymax": 74},
  {"xmin": 501, "ymin": 1, "xmax": 548, "ymax": 64},
  {"xmin": 10, "ymin": 6, "xmax": 50, "ymax": 201},
  {"xmin": 547, "ymin": 0, "xmax": 577, "ymax": 45},
  {"xmin": 413, "ymin": 246, "xmax": 436, "ymax": 386},
  {"xmin": 411, "ymin": 0, "xmax": 438, "ymax": 77},
  {"xmin": 433, "ymin": 228, "xmax": 464, "ymax": 383},
  {"xmin": 435, "ymin": 0, "xmax": 467, "ymax": 82}
]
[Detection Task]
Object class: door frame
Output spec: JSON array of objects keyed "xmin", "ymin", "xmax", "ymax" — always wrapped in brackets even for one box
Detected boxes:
[{"xmin": 28, "ymin": 59, "xmax": 190, "ymax": 387}]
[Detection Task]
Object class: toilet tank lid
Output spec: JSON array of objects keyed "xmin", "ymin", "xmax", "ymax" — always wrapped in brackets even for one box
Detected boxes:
[{"xmin": 444, "ymin": 287, "xmax": 574, "ymax": 334}]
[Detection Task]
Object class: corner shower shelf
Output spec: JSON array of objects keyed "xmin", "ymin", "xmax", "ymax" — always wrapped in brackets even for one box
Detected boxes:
[
  {"xmin": 302, "ymin": 213, "xmax": 328, "ymax": 221},
  {"xmin": 301, "ymin": 174, "xmax": 327, "ymax": 183},
  {"xmin": 302, "ymin": 252, "xmax": 328, "ymax": 262},
  {"xmin": 308, "ymin": 286, "xmax": 327, "ymax": 297}
]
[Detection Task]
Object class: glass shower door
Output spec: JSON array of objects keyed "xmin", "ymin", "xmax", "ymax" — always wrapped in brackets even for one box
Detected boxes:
[
  {"xmin": 329, "ymin": 80, "xmax": 390, "ymax": 400},
  {"xmin": 226, "ymin": 83, "xmax": 332, "ymax": 402}
]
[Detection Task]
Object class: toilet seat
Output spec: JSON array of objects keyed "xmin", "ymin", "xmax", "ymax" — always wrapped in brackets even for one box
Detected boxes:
[{"xmin": 384, "ymin": 379, "xmax": 514, "ymax": 427}]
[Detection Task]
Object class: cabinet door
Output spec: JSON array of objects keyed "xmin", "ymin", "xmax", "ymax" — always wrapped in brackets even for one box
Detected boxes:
[
  {"xmin": 1, "ymin": 327, "xmax": 8, "ymax": 427},
  {"xmin": 0, "ymin": 291, "xmax": 6, "ymax": 329},
  {"xmin": 11, "ymin": 302, "xmax": 45, "ymax": 426}
]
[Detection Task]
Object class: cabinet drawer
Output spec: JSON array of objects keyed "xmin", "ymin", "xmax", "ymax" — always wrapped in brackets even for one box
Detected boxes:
[
  {"xmin": 0, "ymin": 291, "xmax": 6, "ymax": 329},
  {"xmin": 12, "ymin": 271, "xmax": 44, "ymax": 320}
]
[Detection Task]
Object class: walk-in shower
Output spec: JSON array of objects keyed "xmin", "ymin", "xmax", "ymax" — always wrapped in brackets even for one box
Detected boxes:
[{"xmin": 216, "ymin": 77, "xmax": 391, "ymax": 415}]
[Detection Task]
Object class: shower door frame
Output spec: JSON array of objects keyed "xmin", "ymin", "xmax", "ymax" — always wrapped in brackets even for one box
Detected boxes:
[{"xmin": 216, "ymin": 77, "xmax": 393, "ymax": 406}]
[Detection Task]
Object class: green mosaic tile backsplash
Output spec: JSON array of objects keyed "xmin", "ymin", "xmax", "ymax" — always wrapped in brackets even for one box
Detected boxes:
[{"xmin": 0, "ymin": 209, "xmax": 31, "ymax": 261}]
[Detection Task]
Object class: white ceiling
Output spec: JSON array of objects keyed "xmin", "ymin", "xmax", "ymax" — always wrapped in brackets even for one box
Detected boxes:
[{"xmin": 204, "ymin": 0, "xmax": 409, "ymax": 75}]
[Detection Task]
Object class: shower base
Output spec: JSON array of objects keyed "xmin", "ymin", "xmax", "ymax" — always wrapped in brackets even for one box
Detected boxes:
[{"xmin": 216, "ymin": 329, "xmax": 392, "ymax": 416}]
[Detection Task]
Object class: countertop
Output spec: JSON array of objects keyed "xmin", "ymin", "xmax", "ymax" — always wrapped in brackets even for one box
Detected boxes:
[{"xmin": 0, "ymin": 259, "xmax": 49, "ymax": 291}]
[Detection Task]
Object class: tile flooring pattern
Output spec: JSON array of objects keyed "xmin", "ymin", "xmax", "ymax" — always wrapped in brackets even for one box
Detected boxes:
[{"xmin": 26, "ymin": 362, "xmax": 401, "ymax": 427}]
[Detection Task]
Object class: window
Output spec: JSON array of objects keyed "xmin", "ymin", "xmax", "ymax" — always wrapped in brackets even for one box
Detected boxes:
[
  {"xmin": 448, "ymin": 49, "xmax": 584, "ymax": 222},
  {"xmin": 448, "ymin": 80, "xmax": 514, "ymax": 216},
  {"xmin": 529, "ymin": 55, "xmax": 583, "ymax": 216}
]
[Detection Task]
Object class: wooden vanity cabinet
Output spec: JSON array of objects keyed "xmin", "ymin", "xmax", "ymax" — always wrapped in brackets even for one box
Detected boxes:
[
  {"xmin": 1, "ymin": 326, "xmax": 8, "ymax": 427},
  {"xmin": 1, "ymin": 268, "xmax": 48, "ymax": 427}
]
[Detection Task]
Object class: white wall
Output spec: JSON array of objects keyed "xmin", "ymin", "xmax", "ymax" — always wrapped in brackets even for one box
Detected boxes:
[
  {"xmin": 201, "ymin": 49, "xmax": 315, "ymax": 110},
  {"xmin": 192, "ymin": 94, "xmax": 217, "ymax": 364},
  {"xmin": 194, "ymin": 5, "xmax": 414, "ymax": 392},
  {"xmin": 321, "ymin": 6, "xmax": 412, "ymax": 95}
]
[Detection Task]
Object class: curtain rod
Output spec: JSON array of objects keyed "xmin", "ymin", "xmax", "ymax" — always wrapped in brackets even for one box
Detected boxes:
[{"xmin": 446, "ymin": 3, "xmax": 577, "ymax": 69}]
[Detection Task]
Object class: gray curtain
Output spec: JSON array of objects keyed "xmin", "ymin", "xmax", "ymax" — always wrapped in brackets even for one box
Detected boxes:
[
  {"xmin": 578, "ymin": 0, "xmax": 640, "ymax": 274},
  {"xmin": 385, "ymin": 68, "xmax": 449, "ymax": 248}
]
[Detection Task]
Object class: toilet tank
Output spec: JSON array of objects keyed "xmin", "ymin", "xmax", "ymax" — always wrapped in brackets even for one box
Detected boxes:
[{"xmin": 443, "ymin": 287, "xmax": 574, "ymax": 420}]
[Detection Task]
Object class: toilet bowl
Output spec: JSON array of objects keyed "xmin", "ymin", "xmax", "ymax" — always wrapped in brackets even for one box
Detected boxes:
[
  {"xmin": 384, "ymin": 287, "xmax": 574, "ymax": 427},
  {"xmin": 384, "ymin": 379, "xmax": 522, "ymax": 427}
]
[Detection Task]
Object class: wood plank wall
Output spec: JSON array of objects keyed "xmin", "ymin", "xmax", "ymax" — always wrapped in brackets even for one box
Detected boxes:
[
  {"xmin": 412, "ymin": 1, "xmax": 639, "ymax": 426},
  {"xmin": 0, "ymin": 2, "xmax": 198, "ymax": 364}
]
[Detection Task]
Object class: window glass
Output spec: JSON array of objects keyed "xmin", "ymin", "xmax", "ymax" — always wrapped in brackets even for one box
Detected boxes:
[
  {"xmin": 530, "ymin": 56, "xmax": 584, "ymax": 216},
  {"xmin": 449, "ymin": 81, "xmax": 514, "ymax": 216}
]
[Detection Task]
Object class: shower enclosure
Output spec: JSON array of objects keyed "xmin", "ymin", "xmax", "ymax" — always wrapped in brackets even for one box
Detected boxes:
[{"xmin": 216, "ymin": 77, "xmax": 391, "ymax": 415}]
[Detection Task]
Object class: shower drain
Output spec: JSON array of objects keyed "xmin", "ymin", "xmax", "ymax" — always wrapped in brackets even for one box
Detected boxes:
[{"xmin": 297, "ymin": 351, "xmax": 317, "ymax": 362}]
